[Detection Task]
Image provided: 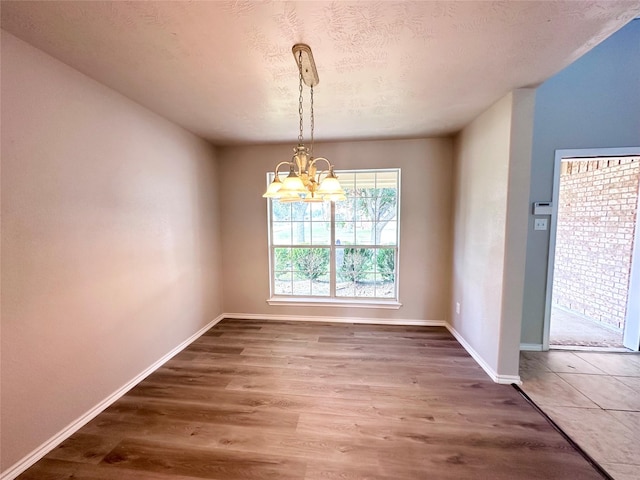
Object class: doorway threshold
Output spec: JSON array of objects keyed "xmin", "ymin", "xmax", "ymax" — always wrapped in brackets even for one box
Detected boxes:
[{"xmin": 550, "ymin": 344, "xmax": 632, "ymax": 353}]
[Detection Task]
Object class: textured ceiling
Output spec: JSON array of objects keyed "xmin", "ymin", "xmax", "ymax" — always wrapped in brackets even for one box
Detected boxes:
[{"xmin": 2, "ymin": 1, "xmax": 639, "ymax": 145}]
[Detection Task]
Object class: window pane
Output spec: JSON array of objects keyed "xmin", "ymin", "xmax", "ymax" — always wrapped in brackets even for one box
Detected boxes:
[
  {"xmin": 379, "ymin": 221, "xmax": 397, "ymax": 245},
  {"xmin": 336, "ymin": 282, "xmax": 355, "ymax": 297},
  {"xmin": 375, "ymin": 171, "xmax": 398, "ymax": 189},
  {"xmin": 356, "ymin": 222, "xmax": 374, "ymax": 245},
  {"xmin": 375, "ymin": 274, "xmax": 395, "ymax": 298},
  {"xmin": 292, "ymin": 247, "xmax": 330, "ymax": 284},
  {"xmin": 273, "ymin": 222, "xmax": 292, "ymax": 245},
  {"xmin": 355, "ymin": 273, "xmax": 376, "ymax": 298},
  {"xmin": 311, "ymin": 273, "xmax": 330, "ymax": 296},
  {"xmin": 373, "ymin": 191, "xmax": 397, "ymax": 222},
  {"xmin": 272, "ymin": 201, "xmax": 291, "ymax": 221},
  {"xmin": 291, "ymin": 203, "xmax": 310, "ymax": 221},
  {"xmin": 312, "ymin": 222, "xmax": 331, "ymax": 245},
  {"xmin": 375, "ymin": 248, "xmax": 396, "ymax": 283},
  {"xmin": 275, "ymin": 270, "xmax": 292, "ymax": 281},
  {"xmin": 292, "ymin": 279, "xmax": 312, "ymax": 296},
  {"xmin": 335, "ymin": 198, "xmax": 356, "ymax": 222},
  {"xmin": 356, "ymin": 197, "xmax": 372, "ymax": 220},
  {"xmin": 310, "ymin": 202, "xmax": 330, "ymax": 221},
  {"xmin": 335, "ymin": 222, "xmax": 355, "ymax": 245},
  {"xmin": 337, "ymin": 172, "xmax": 356, "ymax": 197},
  {"xmin": 336, "ymin": 247, "xmax": 374, "ymax": 283},
  {"xmin": 311, "ymin": 260, "xmax": 331, "ymax": 297},
  {"xmin": 291, "ymin": 221, "xmax": 310, "ymax": 244},
  {"xmin": 274, "ymin": 248, "xmax": 292, "ymax": 270},
  {"xmin": 274, "ymin": 272, "xmax": 292, "ymax": 295},
  {"xmin": 355, "ymin": 171, "xmax": 376, "ymax": 189}
]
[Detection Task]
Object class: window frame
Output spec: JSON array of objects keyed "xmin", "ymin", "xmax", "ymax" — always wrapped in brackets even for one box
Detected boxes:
[{"xmin": 266, "ymin": 168, "xmax": 402, "ymax": 308}]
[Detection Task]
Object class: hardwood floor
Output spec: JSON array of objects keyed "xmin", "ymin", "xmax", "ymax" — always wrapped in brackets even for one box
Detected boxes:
[{"xmin": 18, "ymin": 320, "xmax": 604, "ymax": 479}]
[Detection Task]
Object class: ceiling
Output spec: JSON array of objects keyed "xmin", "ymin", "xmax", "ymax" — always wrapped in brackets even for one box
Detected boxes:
[{"xmin": 2, "ymin": 1, "xmax": 639, "ymax": 145}]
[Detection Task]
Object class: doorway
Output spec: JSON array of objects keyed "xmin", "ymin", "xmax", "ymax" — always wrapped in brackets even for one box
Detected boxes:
[{"xmin": 544, "ymin": 147, "xmax": 640, "ymax": 351}]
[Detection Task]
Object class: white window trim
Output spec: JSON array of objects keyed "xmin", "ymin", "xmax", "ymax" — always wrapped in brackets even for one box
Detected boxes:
[
  {"xmin": 266, "ymin": 168, "xmax": 401, "ymax": 304},
  {"xmin": 266, "ymin": 297, "xmax": 403, "ymax": 309}
]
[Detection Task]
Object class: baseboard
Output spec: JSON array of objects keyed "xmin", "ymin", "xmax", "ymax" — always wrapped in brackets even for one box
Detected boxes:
[
  {"xmin": 0, "ymin": 314, "xmax": 225, "ymax": 480},
  {"xmin": 520, "ymin": 343, "xmax": 544, "ymax": 351},
  {"xmin": 492, "ymin": 373, "xmax": 522, "ymax": 385},
  {"xmin": 222, "ymin": 312, "xmax": 447, "ymax": 327},
  {"xmin": 445, "ymin": 324, "xmax": 522, "ymax": 385}
]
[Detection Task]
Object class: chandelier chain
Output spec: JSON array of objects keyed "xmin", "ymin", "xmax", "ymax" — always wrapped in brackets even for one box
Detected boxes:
[
  {"xmin": 262, "ymin": 44, "xmax": 345, "ymax": 203},
  {"xmin": 298, "ymin": 51, "xmax": 304, "ymax": 144},
  {"xmin": 310, "ymin": 85, "xmax": 314, "ymax": 156}
]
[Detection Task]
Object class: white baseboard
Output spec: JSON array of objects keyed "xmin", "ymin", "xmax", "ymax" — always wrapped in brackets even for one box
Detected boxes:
[
  {"xmin": 0, "ymin": 314, "xmax": 225, "ymax": 480},
  {"xmin": 445, "ymin": 324, "xmax": 522, "ymax": 385},
  {"xmin": 222, "ymin": 312, "xmax": 447, "ymax": 327},
  {"xmin": 491, "ymin": 373, "xmax": 522, "ymax": 385},
  {"xmin": 520, "ymin": 343, "xmax": 544, "ymax": 351}
]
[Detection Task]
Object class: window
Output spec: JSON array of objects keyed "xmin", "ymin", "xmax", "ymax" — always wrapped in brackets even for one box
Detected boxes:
[{"xmin": 267, "ymin": 169, "xmax": 400, "ymax": 303}]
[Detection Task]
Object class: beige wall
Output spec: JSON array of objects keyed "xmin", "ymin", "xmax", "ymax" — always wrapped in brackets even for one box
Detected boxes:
[
  {"xmin": 500, "ymin": 89, "xmax": 536, "ymax": 374},
  {"xmin": 1, "ymin": 31, "xmax": 223, "ymax": 470},
  {"xmin": 451, "ymin": 90, "xmax": 534, "ymax": 379},
  {"xmin": 218, "ymin": 138, "xmax": 453, "ymax": 322}
]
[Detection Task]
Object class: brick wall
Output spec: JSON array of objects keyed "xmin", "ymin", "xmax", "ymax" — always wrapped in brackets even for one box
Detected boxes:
[{"xmin": 552, "ymin": 157, "xmax": 640, "ymax": 329}]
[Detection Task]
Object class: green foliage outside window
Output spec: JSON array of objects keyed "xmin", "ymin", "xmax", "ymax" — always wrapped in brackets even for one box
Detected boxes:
[
  {"xmin": 340, "ymin": 248, "xmax": 373, "ymax": 283},
  {"xmin": 291, "ymin": 248, "xmax": 329, "ymax": 280},
  {"xmin": 274, "ymin": 248, "xmax": 292, "ymax": 270},
  {"xmin": 377, "ymin": 248, "xmax": 395, "ymax": 282}
]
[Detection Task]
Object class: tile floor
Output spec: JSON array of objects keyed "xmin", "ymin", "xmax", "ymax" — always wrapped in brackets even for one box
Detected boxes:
[{"xmin": 520, "ymin": 350, "xmax": 640, "ymax": 480}]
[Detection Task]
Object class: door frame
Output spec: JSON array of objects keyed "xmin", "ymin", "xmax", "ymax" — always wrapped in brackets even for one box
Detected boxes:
[
  {"xmin": 623, "ymin": 185, "xmax": 640, "ymax": 350},
  {"xmin": 543, "ymin": 146, "xmax": 640, "ymax": 350}
]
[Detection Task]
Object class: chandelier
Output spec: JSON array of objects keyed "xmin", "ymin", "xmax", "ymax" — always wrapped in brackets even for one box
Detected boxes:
[{"xmin": 263, "ymin": 44, "xmax": 345, "ymax": 203}]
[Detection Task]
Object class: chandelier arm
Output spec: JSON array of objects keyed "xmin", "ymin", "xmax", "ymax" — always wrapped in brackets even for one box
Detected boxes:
[
  {"xmin": 316, "ymin": 169, "xmax": 330, "ymax": 184},
  {"xmin": 309, "ymin": 157, "xmax": 332, "ymax": 171},
  {"xmin": 274, "ymin": 160, "xmax": 293, "ymax": 179}
]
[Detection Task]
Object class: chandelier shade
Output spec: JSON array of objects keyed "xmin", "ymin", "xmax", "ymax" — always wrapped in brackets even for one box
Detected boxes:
[
  {"xmin": 282, "ymin": 167, "xmax": 307, "ymax": 193},
  {"xmin": 262, "ymin": 44, "xmax": 344, "ymax": 203},
  {"xmin": 262, "ymin": 176, "xmax": 283, "ymax": 198},
  {"xmin": 315, "ymin": 169, "xmax": 342, "ymax": 195}
]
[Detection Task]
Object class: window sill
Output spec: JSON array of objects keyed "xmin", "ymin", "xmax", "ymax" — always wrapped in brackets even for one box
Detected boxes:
[{"xmin": 266, "ymin": 297, "xmax": 402, "ymax": 309}]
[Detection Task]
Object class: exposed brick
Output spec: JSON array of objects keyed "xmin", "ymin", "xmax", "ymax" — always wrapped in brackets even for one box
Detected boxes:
[{"xmin": 552, "ymin": 157, "xmax": 640, "ymax": 329}]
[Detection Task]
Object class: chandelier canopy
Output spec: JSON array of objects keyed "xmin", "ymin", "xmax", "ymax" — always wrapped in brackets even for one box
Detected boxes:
[{"xmin": 263, "ymin": 44, "xmax": 345, "ymax": 203}]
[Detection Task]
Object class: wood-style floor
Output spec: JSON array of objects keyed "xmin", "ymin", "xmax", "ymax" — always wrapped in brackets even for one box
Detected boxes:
[{"xmin": 18, "ymin": 319, "xmax": 603, "ymax": 479}]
